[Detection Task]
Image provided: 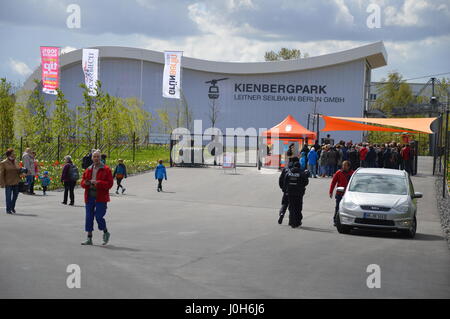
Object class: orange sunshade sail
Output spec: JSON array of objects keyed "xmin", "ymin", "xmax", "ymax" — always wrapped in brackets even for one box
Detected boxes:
[
  {"xmin": 323, "ymin": 116, "xmax": 436, "ymax": 134},
  {"xmin": 321, "ymin": 115, "xmax": 418, "ymax": 133}
]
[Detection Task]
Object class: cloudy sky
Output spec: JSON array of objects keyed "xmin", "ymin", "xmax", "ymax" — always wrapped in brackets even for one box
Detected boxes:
[{"xmin": 1, "ymin": 0, "xmax": 449, "ymax": 85}]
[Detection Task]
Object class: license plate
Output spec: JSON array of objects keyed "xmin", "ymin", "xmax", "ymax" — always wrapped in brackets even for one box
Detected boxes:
[{"xmin": 364, "ymin": 213, "xmax": 387, "ymax": 220}]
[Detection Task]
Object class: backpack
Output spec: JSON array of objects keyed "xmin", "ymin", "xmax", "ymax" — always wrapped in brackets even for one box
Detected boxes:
[
  {"xmin": 285, "ymin": 170, "xmax": 307, "ymax": 195},
  {"xmin": 68, "ymin": 164, "xmax": 80, "ymax": 182}
]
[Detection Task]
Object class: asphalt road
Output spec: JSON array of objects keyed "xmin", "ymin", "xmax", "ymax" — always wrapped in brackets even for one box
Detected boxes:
[{"xmin": 0, "ymin": 157, "xmax": 449, "ymax": 298}]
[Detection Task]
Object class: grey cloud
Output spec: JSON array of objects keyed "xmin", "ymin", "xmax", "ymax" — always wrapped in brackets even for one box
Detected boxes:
[{"xmin": 0, "ymin": 0, "xmax": 200, "ymax": 38}]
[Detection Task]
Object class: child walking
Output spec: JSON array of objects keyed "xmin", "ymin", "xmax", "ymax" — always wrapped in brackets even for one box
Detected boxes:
[
  {"xmin": 154, "ymin": 160, "xmax": 167, "ymax": 192},
  {"xmin": 113, "ymin": 159, "xmax": 127, "ymax": 194},
  {"xmin": 39, "ymin": 171, "xmax": 51, "ymax": 196}
]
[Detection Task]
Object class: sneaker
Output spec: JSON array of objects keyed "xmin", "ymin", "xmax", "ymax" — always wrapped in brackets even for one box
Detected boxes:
[
  {"xmin": 122, "ymin": 188, "xmax": 126, "ymax": 194},
  {"xmin": 102, "ymin": 232, "xmax": 110, "ymax": 245},
  {"xmin": 157, "ymin": 188, "xmax": 160, "ymax": 192},
  {"xmin": 11, "ymin": 209, "xmax": 16, "ymax": 214},
  {"xmin": 61, "ymin": 202, "xmax": 67, "ymax": 205},
  {"xmin": 278, "ymin": 214, "xmax": 284, "ymax": 225},
  {"xmin": 69, "ymin": 202, "xmax": 74, "ymax": 206},
  {"xmin": 81, "ymin": 238, "xmax": 93, "ymax": 245},
  {"xmin": 116, "ymin": 190, "xmax": 119, "ymax": 194},
  {"xmin": 6, "ymin": 211, "xmax": 12, "ymax": 215}
]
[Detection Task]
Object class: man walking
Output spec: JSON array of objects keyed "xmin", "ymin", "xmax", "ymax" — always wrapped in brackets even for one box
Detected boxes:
[
  {"xmin": 284, "ymin": 161, "xmax": 309, "ymax": 228},
  {"xmin": 80, "ymin": 150, "xmax": 114, "ymax": 245},
  {"xmin": 401, "ymin": 143, "xmax": 412, "ymax": 174},
  {"xmin": 329, "ymin": 161, "xmax": 354, "ymax": 226},
  {"xmin": 278, "ymin": 157, "xmax": 299, "ymax": 224}
]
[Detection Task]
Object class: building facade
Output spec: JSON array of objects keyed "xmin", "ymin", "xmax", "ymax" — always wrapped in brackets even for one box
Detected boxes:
[{"xmin": 22, "ymin": 42, "xmax": 387, "ymax": 144}]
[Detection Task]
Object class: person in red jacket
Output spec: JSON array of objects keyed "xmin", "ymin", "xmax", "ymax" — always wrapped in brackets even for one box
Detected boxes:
[
  {"xmin": 359, "ymin": 143, "xmax": 368, "ymax": 168},
  {"xmin": 400, "ymin": 144, "xmax": 412, "ymax": 174},
  {"xmin": 80, "ymin": 150, "xmax": 114, "ymax": 245},
  {"xmin": 329, "ymin": 160, "xmax": 354, "ymax": 226}
]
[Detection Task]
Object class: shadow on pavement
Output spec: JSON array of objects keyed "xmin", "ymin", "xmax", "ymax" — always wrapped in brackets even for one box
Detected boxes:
[
  {"xmin": 298, "ymin": 226, "xmax": 335, "ymax": 233},
  {"xmin": 350, "ymin": 229, "xmax": 444, "ymax": 241},
  {"xmin": 12, "ymin": 213, "xmax": 38, "ymax": 217},
  {"xmin": 98, "ymin": 245, "xmax": 141, "ymax": 252}
]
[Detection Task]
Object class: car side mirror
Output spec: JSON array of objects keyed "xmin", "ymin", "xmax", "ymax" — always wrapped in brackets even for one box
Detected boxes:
[
  {"xmin": 412, "ymin": 192, "xmax": 423, "ymax": 199},
  {"xmin": 336, "ymin": 186, "xmax": 345, "ymax": 193}
]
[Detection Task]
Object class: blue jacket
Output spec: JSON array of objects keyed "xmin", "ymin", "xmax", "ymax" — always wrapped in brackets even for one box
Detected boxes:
[
  {"xmin": 307, "ymin": 149, "xmax": 318, "ymax": 165},
  {"xmin": 39, "ymin": 176, "xmax": 51, "ymax": 187},
  {"xmin": 300, "ymin": 152, "xmax": 307, "ymax": 170},
  {"xmin": 155, "ymin": 164, "xmax": 167, "ymax": 180}
]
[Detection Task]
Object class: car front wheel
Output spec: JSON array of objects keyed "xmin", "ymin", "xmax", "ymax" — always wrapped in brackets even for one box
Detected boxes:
[
  {"xmin": 401, "ymin": 216, "xmax": 417, "ymax": 239},
  {"xmin": 336, "ymin": 217, "xmax": 352, "ymax": 234}
]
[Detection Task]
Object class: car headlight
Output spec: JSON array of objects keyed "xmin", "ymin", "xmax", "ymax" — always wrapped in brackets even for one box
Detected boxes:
[
  {"xmin": 394, "ymin": 204, "xmax": 409, "ymax": 213},
  {"xmin": 342, "ymin": 201, "xmax": 359, "ymax": 210}
]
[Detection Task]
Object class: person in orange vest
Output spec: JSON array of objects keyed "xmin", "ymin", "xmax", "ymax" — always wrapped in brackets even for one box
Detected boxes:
[{"xmin": 329, "ymin": 161, "xmax": 354, "ymax": 226}]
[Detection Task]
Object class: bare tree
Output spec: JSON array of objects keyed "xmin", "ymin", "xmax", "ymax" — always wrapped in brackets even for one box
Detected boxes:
[{"xmin": 208, "ymin": 99, "xmax": 220, "ymax": 128}]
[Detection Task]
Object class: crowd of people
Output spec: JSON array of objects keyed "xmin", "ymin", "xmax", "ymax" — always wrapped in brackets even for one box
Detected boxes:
[
  {"xmin": 294, "ymin": 139, "xmax": 416, "ymax": 177},
  {"xmin": 0, "ymin": 147, "xmax": 169, "ymax": 246}
]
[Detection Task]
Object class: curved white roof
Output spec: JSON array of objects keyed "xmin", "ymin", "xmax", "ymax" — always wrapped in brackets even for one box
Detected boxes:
[{"xmin": 22, "ymin": 41, "xmax": 387, "ymax": 92}]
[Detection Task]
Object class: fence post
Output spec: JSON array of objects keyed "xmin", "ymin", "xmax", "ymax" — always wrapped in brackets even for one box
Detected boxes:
[
  {"xmin": 57, "ymin": 135, "xmax": 60, "ymax": 162},
  {"xmin": 19, "ymin": 136, "xmax": 23, "ymax": 157},
  {"xmin": 132, "ymin": 132, "xmax": 136, "ymax": 162}
]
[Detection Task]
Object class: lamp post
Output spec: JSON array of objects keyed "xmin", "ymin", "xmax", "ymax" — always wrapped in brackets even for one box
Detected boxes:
[{"xmin": 443, "ymin": 101, "xmax": 449, "ymax": 198}]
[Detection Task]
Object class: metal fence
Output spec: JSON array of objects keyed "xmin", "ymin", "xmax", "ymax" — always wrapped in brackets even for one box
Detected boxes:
[{"xmin": 3, "ymin": 133, "xmax": 171, "ymax": 162}]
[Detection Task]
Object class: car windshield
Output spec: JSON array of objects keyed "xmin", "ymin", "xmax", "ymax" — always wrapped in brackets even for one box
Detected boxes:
[{"xmin": 348, "ymin": 173, "xmax": 407, "ymax": 195}]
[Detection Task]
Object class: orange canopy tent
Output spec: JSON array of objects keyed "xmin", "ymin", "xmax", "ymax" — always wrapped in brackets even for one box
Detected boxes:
[
  {"xmin": 321, "ymin": 115, "xmax": 437, "ymax": 134},
  {"xmin": 262, "ymin": 114, "xmax": 317, "ymax": 142},
  {"xmin": 261, "ymin": 115, "xmax": 316, "ymax": 168}
]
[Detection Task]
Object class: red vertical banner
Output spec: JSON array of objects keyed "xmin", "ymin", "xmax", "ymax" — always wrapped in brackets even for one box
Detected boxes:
[{"xmin": 40, "ymin": 46, "xmax": 60, "ymax": 95}]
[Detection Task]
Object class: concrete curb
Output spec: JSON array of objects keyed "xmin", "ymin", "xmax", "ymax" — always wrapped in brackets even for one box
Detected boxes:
[{"xmin": 435, "ymin": 176, "xmax": 450, "ymax": 250}]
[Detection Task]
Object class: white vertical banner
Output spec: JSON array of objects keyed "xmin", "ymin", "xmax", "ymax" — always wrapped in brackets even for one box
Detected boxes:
[
  {"xmin": 162, "ymin": 51, "xmax": 183, "ymax": 99},
  {"xmin": 82, "ymin": 48, "xmax": 99, "ymax": 96}
]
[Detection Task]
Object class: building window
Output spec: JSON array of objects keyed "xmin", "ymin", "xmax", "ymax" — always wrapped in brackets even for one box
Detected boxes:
[{"xmin": 369, "ymin": 94, "xmax": 377, "ymax": 100}]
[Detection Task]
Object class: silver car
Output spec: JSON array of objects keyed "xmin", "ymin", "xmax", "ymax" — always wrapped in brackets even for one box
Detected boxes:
[{"xmin": 335, "ymin": 168, "xmax": 422, "ymax": 238}]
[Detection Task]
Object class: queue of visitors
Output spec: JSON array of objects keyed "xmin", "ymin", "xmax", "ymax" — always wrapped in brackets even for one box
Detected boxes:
[{"xmin": 294, "ymin": 140, "xmax": 416, "ymax": 177}]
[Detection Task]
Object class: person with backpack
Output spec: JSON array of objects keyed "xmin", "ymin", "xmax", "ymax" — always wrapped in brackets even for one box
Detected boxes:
[
  {"xmin": 61, "ymin": 155, "xmax": 79, "ymax": 206},
  {"xmin": 329, "ymin": 160, "xmax": 354, "ymax": 226},
  {"xmin": 284, "ymin": 161, "xmax": 309, "ymax": 228},
  {"xmin": 278, "ymin": 156, "xmax": 299, "ymax": 225},
  {"xmin": 155, "ymin": 160, "xmax": 167, "ymax": 192},
  {"xmin": 113, "ymin": 159, "xmax": 127, "ymax": 194}
]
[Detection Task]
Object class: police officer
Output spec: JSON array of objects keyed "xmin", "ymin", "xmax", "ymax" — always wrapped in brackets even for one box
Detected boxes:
[
  {"xmin": 278, "ymin": 157, "xmax": 299, "ymax": 224},
  {"xmin": 284, "ymin": 161, "xmax": 309, "ymax": 228}
]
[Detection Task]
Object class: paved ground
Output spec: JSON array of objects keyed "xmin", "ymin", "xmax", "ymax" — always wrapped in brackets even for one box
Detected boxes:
[{"xmin": 0, "ymin": 157, "xmax": 449, "ymax": 298}]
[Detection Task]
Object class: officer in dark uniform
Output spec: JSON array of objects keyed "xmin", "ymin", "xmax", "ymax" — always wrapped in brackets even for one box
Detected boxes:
[
  {"xmin": 284, "ymin": 161, "xmax": 309, "ymax": 228},
  {"xmin": 278, "ymin": 157, "xmax": 299, "ymax": 224}
]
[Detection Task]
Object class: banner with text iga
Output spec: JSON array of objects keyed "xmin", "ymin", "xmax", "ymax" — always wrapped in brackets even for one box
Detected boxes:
[
  {"xmin": 40, "ymin": 46, "xmax": 60, "ymax": 95},
  {"xmin": 162, "ymin": 51, "xmax": 183, "ymax": 99},
  {"xmin": 82, "ymin": 48, "xmax": 99, "ymax": 96}
]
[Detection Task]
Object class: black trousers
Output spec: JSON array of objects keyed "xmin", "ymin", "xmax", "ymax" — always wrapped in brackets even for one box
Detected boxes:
[
  {"xmin": 157, "ymin": 179, "xmax": 163, "ymax": 190},
  {"xmin": 63, "ymin": 181, "xmax": 75, "ymax": 204},
  {"xmin": 116, "ymin": 178, "xmax": 124, "ymax": 191},
  {"xmin": 279, "ymin": 193, "xmax": 289, "ymax": 217},
  {"xmin": 288, "ymin": 194, "xmax": 304, "ymax": 227}
]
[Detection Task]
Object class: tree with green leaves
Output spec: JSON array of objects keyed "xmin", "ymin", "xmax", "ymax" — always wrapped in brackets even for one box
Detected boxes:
[
  {"xmin": 78, "ymin": 81, "xmax": 98, "ymax": 144},
  {"xmin": 264, "ymin": 48, "xmax": 308, "ymax": 61},
  {"xmin": 52, "ymin": 88, "xmax": 72, "ymax": 140},
  {"xmin": 0, "ymin": 78, "xmax": 15, "ymax": 151},
  {"xmin": 372, "ymin": 72, "xmax": 416, "ymax": 114}
]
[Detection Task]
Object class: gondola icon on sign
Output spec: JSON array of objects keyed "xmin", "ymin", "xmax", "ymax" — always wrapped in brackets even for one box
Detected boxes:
[{"xmin": 205, "ymin": 78, "xmax": 229, "ymax": 99}]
